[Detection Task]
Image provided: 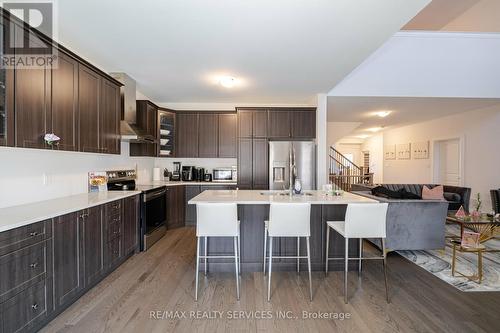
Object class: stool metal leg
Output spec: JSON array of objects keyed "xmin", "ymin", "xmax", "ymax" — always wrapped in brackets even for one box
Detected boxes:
[
  {"xmin": 325, "ymin": 226, "xmax": 330, "ymax": 275},
  {"xmin": 238, "ymin": 234, "xmax": 241, "ymax": 275},
  {"xmin": 263, "ymin": 226, "xmax": 267, "ymax": 275},
  {"xmin": 234, "ymin": 236, "xmax": 240, "ymax": 300},
  {"xmin": 267, "ymin": 237, "xmax": 273, "ymax": 301},
  {"xmin": 359, "ymin": 238, "xmax": 363, "ymax": 274},
  {"xmin": 195, "ymin": 237, "xmax": 200, "ymax": 301},
  {"xmin": 306, "ymin": 237, "xmax": 313, "ymax": 301},
  {"xmin": 204, "ymin": 236, "xmax": 208, "ymax": 276},
  {"xmin": 344, "ymin": 237, "xmax": 349, "ymax": 304},
  {"xmin": 297, "ymin": 237, "xmax": 300, "ymax": 273},
  {"xmin": 381, "ymin": 238, "xmax": 390, "ymax": 303}
]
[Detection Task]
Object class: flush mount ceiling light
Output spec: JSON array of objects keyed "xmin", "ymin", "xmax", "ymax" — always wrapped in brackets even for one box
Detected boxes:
[
  {"xmin": 367, "ymin": 127, "xmax": 384, "ymax": 132},
  {"xmin": 375, "ymin": 111, "xmax": 392, "ymax": 118},
  {"xmin": 219, "ymin": 76, "xmax": 237, "ymax": 88},
  {"xmin": 356, "ymin": 134, "xmax": 371, "ymax": 139}
]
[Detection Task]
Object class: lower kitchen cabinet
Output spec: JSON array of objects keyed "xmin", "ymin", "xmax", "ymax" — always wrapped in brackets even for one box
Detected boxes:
[
  {"xmin": 82, "ymin": 206, "xmax": 104, "ymax": 287},
  {"xmin": 122, "ymin": 195, "xmax": 140, "ymax": 255},
  {"xmin": 185, "ymin": 186, "xmax": 201, "ymax": 226},
  {"xmin": 166, "ymin": 186, "xmax": 185, "ymax": 229}
]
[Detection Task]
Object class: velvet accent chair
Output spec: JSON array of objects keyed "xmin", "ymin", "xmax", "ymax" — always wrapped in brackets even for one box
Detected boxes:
[{"xmin": 491, "ymin": 189, "xmax": 500, "ymax": 214}]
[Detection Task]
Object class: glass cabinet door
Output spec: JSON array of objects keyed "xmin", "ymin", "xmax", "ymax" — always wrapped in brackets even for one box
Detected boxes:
[{"xmin": 0, "ymin": 19, "xmax": 7, "ymax": 146}]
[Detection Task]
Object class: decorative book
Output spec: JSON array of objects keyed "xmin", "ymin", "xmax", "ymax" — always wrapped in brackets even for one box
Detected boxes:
[
  {"xmin": 455, "ymin": 206, "xmax": 466, "ymax": 218},
  {"xmin": 461, "ymin": 231, "xmax": 480, "ymax": 248}
]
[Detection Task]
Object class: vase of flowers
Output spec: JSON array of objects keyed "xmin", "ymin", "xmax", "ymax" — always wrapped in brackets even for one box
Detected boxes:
[{"xmin": 44, "ymin": 133, "xmax": 61, "ymax": 147}]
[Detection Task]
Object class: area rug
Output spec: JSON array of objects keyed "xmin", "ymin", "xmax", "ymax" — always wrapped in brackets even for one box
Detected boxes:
[{"xmin": 397, "ymin": 224, "xmax": 500, "ymax": 292}]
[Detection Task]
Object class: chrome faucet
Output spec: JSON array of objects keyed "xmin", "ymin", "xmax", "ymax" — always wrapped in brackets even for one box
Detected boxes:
[{"xmin": 289, "ymin": 146, "xmax": 296, "ymax": 196}]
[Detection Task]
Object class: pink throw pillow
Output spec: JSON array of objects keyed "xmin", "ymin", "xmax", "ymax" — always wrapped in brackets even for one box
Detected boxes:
[{"xmin": 422, "ymin": 185, "xmax": 445, "ymax": 200}]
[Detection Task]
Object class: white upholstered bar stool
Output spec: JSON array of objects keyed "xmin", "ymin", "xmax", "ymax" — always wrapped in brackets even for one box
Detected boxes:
[
  {"xmin": 265, "ymin": 203, "xmax": 312, "ymax": 301},
  {"xmin": 325, "ymin": 203, "xmax": 389, "ymax": 304},
  {"xmin": 195, "ymin": 203, "xmax": 240, "ymax": 301}
]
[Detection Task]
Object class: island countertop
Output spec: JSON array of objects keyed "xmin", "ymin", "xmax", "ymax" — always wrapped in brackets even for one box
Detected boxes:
[{"xmin": 188, "ymin": 190, "xmax": 378, "ymax": 205}]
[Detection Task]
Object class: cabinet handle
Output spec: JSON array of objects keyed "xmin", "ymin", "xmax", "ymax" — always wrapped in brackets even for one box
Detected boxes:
[
  {"xmin": 32, "ymin": 303, "xmax": 39, "ymax": 310},
  {"xmin": 29, "ymin": 231, "xmax": 39, "ymax": 237},
  {"xmin": 30, "ymin": 262, "xmax": 38, "ymax": 269}
]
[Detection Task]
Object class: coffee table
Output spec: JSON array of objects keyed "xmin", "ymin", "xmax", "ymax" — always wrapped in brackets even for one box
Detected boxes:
[{"xmin": 446, "ymin": 214, "xmax": 500, "ymax": 245}]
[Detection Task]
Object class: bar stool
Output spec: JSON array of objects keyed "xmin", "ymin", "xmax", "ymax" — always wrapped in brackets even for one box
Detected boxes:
[
  {"xmin": 265, "ymin": 203, "xmax": 312, "ymax": 301},
  {"xmin": 195, "ymin": 203, "xmax": 240, "ymax": 301},
  {"xmin": 325, "ymin": 203, "xmax": 389, "ymax": 304}
]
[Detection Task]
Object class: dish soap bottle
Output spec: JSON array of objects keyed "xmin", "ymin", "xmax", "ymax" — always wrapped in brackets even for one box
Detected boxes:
[{"xmin": 294, "ymin": 179, "xmax": 302, "ymax": 194}]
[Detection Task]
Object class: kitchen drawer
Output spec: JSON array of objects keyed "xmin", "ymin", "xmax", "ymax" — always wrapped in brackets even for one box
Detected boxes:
[
  {"xmin": 0, "ymin": 220, "xmax": 52, "ymax": 257},
  {"xmin": 0, "ymin": 280, "xmax": 47, "ymax": 333},
  {"xmin": 104, "ymin": 200, "xmax": 122, "ymax": 217},
  {"xmin": 0, "ymin": 242, "xmax": 47, "ymax": 302},
  {"xmin": 106, "ymin": 217, "xmax": 122, "ymax": 242}
]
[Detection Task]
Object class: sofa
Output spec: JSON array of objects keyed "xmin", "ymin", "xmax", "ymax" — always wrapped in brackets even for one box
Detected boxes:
[
  {"xmin": 351, "ymin": 184, "xmax": 462, "ymax": 252},
  {"xmin": 351, "ymin": 183, "xmax": 471, "ymax": 212}
]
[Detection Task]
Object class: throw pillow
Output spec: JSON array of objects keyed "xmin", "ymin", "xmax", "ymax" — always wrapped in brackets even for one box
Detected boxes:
[{"xmin": 422, "ymin": 185, "xmax": 445, "ymax": 200}]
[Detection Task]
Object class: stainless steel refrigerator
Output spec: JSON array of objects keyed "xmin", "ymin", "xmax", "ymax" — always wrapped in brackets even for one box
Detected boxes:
[{"xmin": 269, "ymin": 141, "xmax": 316, "ymax": 190}]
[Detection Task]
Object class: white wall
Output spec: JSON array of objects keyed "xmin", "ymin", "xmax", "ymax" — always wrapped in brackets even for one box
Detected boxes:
[
  {"xmin": 329, "ymin": 31, "xmax": 500, "ymax": 98},
  {"xmin": 382, "ymin": 106, "xmax": 500, "ymax": 210},
  {"xmin": 361, "ymin": 133, "xmax": 384, "ymax": 183},
  {"xmin": 327, "ymin": 122, "xmax": 361, "ymax": 147},
  {"xmin": 0, "ymin": 143, "xmax": 155, "ymax": 209}
]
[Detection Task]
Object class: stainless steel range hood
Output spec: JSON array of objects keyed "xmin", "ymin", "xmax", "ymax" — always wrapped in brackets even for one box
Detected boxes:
[{"xmin": 110, "ymin": 72, "xmax": 156, "ymax": 143}]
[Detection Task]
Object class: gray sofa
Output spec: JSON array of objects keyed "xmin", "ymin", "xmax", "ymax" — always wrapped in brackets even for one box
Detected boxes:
[{"xmin": 352, "ymin": 191, "xmax": 449, "ymax": 252}]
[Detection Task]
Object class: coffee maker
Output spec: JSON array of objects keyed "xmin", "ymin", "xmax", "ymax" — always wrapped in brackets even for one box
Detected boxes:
[
  {"xmin": 171, "ymin": 162, "xmax": 181, "ymax": 181},
  {"xmin": 182, "ymin": 166, "xmax": 194, "ymax": 181}
]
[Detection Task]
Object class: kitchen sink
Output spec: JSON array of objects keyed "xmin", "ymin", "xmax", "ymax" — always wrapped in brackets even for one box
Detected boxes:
[{"xmin": 260, "ymin": 191, "xmax": 313, "ymax": 196}]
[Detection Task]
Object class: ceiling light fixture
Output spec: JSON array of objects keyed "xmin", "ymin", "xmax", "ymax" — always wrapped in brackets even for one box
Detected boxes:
[
  {"xmin": 375, "ymin": 111, "xmax": 392, "ymax": 118},
  {"xmin": 356, "ymin": 134, "xmax": 371, "ymax": 139},
  {"xmin": 219, "ymin": 76, "xmax": 237, "ymax": 88},
  {"xmin": 367, "ymin": 127, "xmax": 383, "ymax": 132}
]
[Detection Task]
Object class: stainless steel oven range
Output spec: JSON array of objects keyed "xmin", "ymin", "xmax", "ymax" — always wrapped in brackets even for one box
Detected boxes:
[{"xmin": 106, "ymin": 170, "xmax": 167, "ymax": 251}]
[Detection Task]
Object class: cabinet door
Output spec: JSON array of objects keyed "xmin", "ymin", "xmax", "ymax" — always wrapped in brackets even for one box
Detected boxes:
[
  {"xmin": 198, "ymin": 113, "xmax": 218, "ymax": 157},
  {"xmin": 53, "ymin": 212, "xmax": 84, "ymax": 310},
  {"xmin": 237, "ymin": 138, "xmax": 253, "ymax": 189},
  {"xmin": 268, "ymin": 110, "xmax": 290, "ymax": 138},
  {"xmin": 166, "ymin": 186, "xmax": 185, "ymax": 229},
  {"xmin": 175, "ymin": 113, "xmax": 199, "ymax": 157},
  {"xmin": 100, "ymin": 79, "xmax": 121, "ymax": 154},
  {"xmin": 82, "ymin": 206, "xmax": 104, "ymax": 287},
  {"xmin": 290, "ymin": 110, "xmax": 316, "ymax": 139},
  {"xmin": 218, "ymin": 113, "xmax": 237, "ymax": 158},
  {"xmin": 50, "ymin": 52, "xmax": 78, "ymax": 151},
  {"xmin": 0, "ymin": 21, "xmax": 14, "ymax": 147},
  {"xmin": 122, "ymin": 196, "xmax": 139, "ymax": 255},
  {"xmin": 14, "ymin": 26, "xmax": 51, "ymax": 149},
  {"xmin": 252, "ymin": 138, "xmax": 269, "ymax": 189},
  {"xmin": 237, "ymin": 110, "xmax": 253, "ymax": 138},
  {"xmin": 78, "ymin": 64, "xmax": 101, "ymax": 153},
  {"xmin": 184, "ymin": 186, "xmax": 201, "ymax": 226},
  {"xmin": 253, "ymin": 110, "xmax": 268, "ymax": 138}
]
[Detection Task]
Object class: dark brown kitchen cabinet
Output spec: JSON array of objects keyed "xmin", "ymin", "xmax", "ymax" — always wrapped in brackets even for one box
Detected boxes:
[
  {"xmin": 50, "ymin": 51, "xmax": 78, "ymax": 151},
  {"xmin": 252, "ymin": 138, "xmax": 269, "ymax": 189},
  {"xmin": 253, "ymin": 110, "xmax": 268, "ymax": 138},
  {"xmin": 81, "ymin": 206, "xmax": 104, "ymax": 287},
  {"xmin": 130, "ymin": 100, "xmax": 158, "ymax": 157},
  {"xmin": 218, "ymin": 113, "xmax": 237, "ymax": 158},
  {"xmin": 237, "ymin": 110, "xmax": 253, "ymax": 138},
  {"xmin": 176, "ymin": 112, "xmax": 199, "ymax": 157},
  {"xmin": 166, "ymin": 186, "xmax": 185, "ymax": 229},
  {"xmin": 185, "ymin": 186, "xmax": 201, "ymax": 226},
  {"xmin": 237, "ymin": 109, "xmax": 267, "ymax": 138},
  {"xmin": 53, "ymin": 212, "xmax": 84, "ymax": 310},
  {"xmin": 198, "ymin": 113, "xmax": 218, "ymax": 157},
  {"xmin": 237, "ymin": 138, "xmax": 253, "ymax": 189},
  {"xmin": 13, "ymin": 25, "xmax": 51, "ymax": 149},
  {"xmin": 100, "ymin": 79, "xmax": 121, "ymax": 154},
  {"xmin": 268, "ymin": 110, "xmax": 290, "ymax": 138},
  {"xmin": 122, "ymin": 195, "xmax": 139, "ymax": 255},
  {"xmin": 78, "ymin": 64, "xmax": 101, "ymax": 153},
  {"xmin": 290, "ymin": 110, "xmax": 316, "ymax": 138}
]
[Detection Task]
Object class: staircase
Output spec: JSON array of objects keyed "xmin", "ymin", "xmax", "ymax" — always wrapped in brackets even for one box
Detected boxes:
[{"xmin": 329, "ymin": 146, "xmax": 373, "ymax": 191}]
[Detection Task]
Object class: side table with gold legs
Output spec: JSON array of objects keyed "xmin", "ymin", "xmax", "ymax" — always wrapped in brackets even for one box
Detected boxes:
[{"xmin": 451, "ymin": 240, "xmax": 485, "ymax": 283}]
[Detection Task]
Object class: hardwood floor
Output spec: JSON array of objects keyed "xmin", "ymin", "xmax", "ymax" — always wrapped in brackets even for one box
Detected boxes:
[{"xmin": 41, "ymin": 227, "xmax": 500, "ymax": 333}]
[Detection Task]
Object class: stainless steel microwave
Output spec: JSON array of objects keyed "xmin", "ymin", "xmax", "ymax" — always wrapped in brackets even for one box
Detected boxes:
[{"xmin": 213, "ymin": 168, "xmax": 237, "ymax": 182}]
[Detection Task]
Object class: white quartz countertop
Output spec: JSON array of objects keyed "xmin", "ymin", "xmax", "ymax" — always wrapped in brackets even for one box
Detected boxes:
[
  {"xmin": 137, "ymin": 180, "xmax": 237, "ymax": 188},
  {"xmin": 0, "ymin": 191, "xmax": 141, "ymax": 233},
  {"xmin": 188, "ymin": 190, "xmax": 379, "ymax": 205}
]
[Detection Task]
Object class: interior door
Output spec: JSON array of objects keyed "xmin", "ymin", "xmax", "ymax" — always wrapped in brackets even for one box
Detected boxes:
[{"xmin": 437, "ymin": 139, "xmax": 461, "ymax": 186}]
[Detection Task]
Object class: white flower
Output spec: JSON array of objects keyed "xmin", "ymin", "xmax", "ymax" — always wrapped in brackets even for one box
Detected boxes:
[{"xmin": 44, "ymin": 133, "xmax": 61, "ymax": 144}]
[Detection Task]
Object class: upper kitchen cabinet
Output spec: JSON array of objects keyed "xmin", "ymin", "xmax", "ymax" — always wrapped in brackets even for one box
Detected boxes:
[
  {"xmin": 175, "ymin": 112, "xmax": 199, "ymax": 158},
  {"xmin": 78, "ymin": 64, "xmax": 101, "ymax": 153},
  {"xmin": 237, "ymin": 108, "xmax": 267, "ymax": 138},
  {"xmin": 290, "ymin": 109, "xmax": 316, "ymax": 138},
  {"xmin": 50, "ymin": 51, "xmax": 78, "ymax": 151},
  {"xmin": 100, "ymin": 79, "xmax": 121, "ymax": 154},
  {"xmin": 13, "ymin": 25, "xmax": 51, "ymax": 149},
  {"xmin": 198, "ymin": 113, "xmax": 218, "ymax": 158},
  {"xmin": 130, "ymin": 100, "xmax": 158, "ymax": 157},
  {"xmin": 158, "ymin": 108, "xmax": 175, "ymax": 157},
  {"xmin": 267, "ymin": 110, "xmax": 290, "ymax": 138},
  {"xmin": 218, "ymin": 113, "xmax": 237, "ymax": 158},
  {"xmin": 0, "ymin": 20, "xmax": 13, "ymax": 147}
]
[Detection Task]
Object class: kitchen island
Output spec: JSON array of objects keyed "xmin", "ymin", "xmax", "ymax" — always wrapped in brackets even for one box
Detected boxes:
[{"xmin": 188, "ymin": 190, "xmax": 378, "ymax": 272}]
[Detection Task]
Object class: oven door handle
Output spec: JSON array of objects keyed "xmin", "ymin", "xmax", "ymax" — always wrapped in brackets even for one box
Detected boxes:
[{"xmin": 144, "ymin": 189, "xmax": 167, "ymax": 202}]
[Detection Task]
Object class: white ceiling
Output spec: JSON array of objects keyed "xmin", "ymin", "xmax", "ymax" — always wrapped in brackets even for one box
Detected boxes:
[
  {"xmin": 327, "ymin": 96, "xmax": 500, "ymax": 136},
  {"xmin": 54, "ymin": 0, "xmax": 430, "ymax": 104}
]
